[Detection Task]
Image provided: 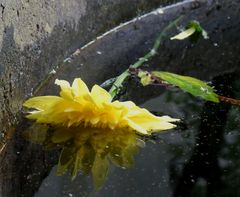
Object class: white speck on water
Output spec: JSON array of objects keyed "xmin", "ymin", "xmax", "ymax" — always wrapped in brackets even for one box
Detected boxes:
[
  {"xmin": 114, "ymin": 154, "xmax": 120, "ymax": 157},
  {"xmin": 213, "ymin": 43, "xmax": 219, "ymax": 47},
  {"xmin": 218, "ymin": 158, "xmax": 229, "ymax": 168},
  {"xmin": 96, "ymin": 51, "xmax": 102, "ymax": 55},
  {"xmin": 68, "ymin": 194, "xmax": 73, "ymax": 197},
  {"xmin": 16, "ymin": 151, "xmax": 20, "ymax": 155}
]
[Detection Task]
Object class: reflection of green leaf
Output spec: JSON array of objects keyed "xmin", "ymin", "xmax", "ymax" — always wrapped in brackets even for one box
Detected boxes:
[
  {"xmin": 57, "ymin": 146, "xmax": 76, "ymax": 176},
  {"xmin": 92, "ymin": 154, "xmax": 109, "ymax": 190},
  {"xmin": 152, "ymin": 71, "xmax": 219, "ymax": 102}
]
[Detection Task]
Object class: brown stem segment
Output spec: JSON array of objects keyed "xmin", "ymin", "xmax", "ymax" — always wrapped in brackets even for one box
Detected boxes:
[{"xmin": 218, "ymin": 95, "xmax": 240, "ymax": 106}]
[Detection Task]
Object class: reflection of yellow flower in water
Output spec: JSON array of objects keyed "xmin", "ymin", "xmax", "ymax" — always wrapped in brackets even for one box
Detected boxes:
[
  {"xmin": 55, "ymin": 127, "xmax": 141, "ymax": 189},
  {"xmin": 24, "ymin": 125, "xmax": 142, "ymax": 189},
  {"xmin": 24, "ymin": 78, "xmax": 178, "ymax": 135}
]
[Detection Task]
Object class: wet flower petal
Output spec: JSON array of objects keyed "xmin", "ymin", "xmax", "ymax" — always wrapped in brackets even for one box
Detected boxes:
[
  {"xmin": 23, "ymin": 96, "xmax": 63, "ymax": 110},
  {"xmin": 24, "ymin": 78, "xmax": 179, "ymax": 135},
  {"xmin": 72, "ymin": 78, "xmax": 90, "ymax": 97}
]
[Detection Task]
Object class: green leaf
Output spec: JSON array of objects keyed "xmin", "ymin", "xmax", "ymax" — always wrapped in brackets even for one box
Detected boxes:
[
  {"xmin": 152, "ymin": 71, "xmax": 219, "ymax": 102},
  {"xmin": 170, "ymin": 27, "xmax": 196, "ymax": 40},
  {"xmin": 171, "ymin": 20, "xmax": 208, "ymax": 41},
  {"xmin": 138, "ymin": 70, "xmax": 152, "ymax": 86},
  {"xmin": 187, "ymin": 20, "xmax": 208, "ymax": 40},
  {"xmin": 92, "ymin": 154, "xmax": 109, "ymax": 190}
]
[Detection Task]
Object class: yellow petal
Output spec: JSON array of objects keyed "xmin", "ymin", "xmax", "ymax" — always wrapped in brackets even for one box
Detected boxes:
[
  {"xmin": 72, "ymin": 78, "xmax": 89, "ymax": 97},
  {"xmin": 91, "ymin": 85, "xmax": 111, "ymax": 103},
  {"xmin": 55, "ymin": 79, "xmax": 73, "ymax": 99},
  {"xmin": 159, "ymin": 115, "xmax": 180, "ymax": 123},
  {"xmin": 23, "ymin": 96, "xmax": 63, "ymax": 110},
  {"xmin": 26, "ymin": 111, "xmax": 42, "ymax": 119},
  {"xmin": 55, "ymin": 79, "xmax": 70, "ymax": 89},
  {"xmin": 127, "ymin": 109, "xmax": 179, "ymax": 132},
  {"xmin": 126, "ymin": 119, "xmax": 149, "ymax": 135},
  {"xmin": 170, "ymin": 27, "xmax": 195, "ymax": 40},
  {"xmin": 138, "ymin": 119, "xmax": 177, "ymax": 133}
]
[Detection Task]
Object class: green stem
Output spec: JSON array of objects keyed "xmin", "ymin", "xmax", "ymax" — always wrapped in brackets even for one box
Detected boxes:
[{"xmin": 109, "ymin": 16, "xmax": 183, "ymax": 99}]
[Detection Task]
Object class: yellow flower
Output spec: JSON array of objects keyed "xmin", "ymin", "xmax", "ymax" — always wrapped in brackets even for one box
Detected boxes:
[{"xmin": 23, "ymin": 78, "xmax": 179, "ymax": 135}]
